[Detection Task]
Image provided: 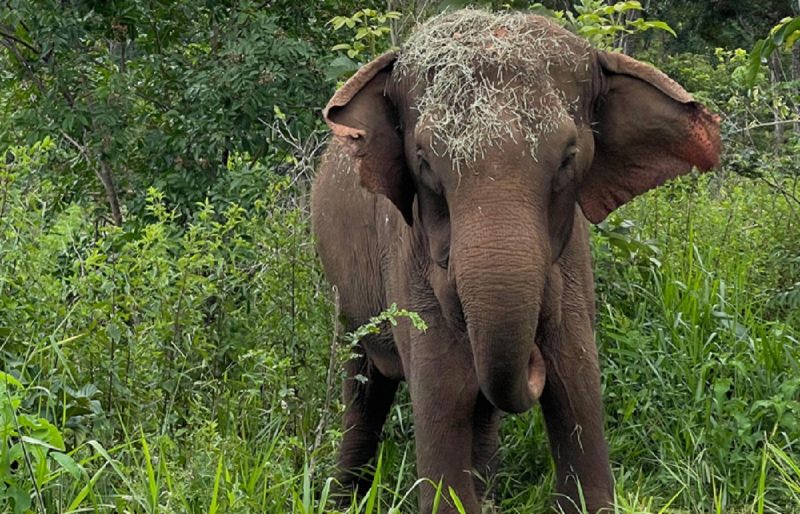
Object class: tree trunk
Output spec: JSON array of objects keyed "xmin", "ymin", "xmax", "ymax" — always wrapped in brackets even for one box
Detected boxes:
[
  {"xmin": 98, "ymin": 160, "xmax": 123, "ymax": 226},
  {"xmin": 623, "ymin": 9, "xmax": 639, "ymax": 55},
  {"xmin": 613, "ymin": 5, "xmax": 640, "ymax": 55}
]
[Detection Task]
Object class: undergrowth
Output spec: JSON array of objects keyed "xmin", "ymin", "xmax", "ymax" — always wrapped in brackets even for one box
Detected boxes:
[{"xmin": 2, "ymin": 138, "xmax": 799, "ymax": 513}]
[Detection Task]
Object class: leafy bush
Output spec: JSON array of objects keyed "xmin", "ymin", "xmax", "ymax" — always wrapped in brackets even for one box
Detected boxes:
[
  {"xmin": 0, "ymin": 138, "xmax": 338, "ymax": 512},
  {"xmin": 1, "ymin": 1, "xmax": 330, "ymax": 221}
]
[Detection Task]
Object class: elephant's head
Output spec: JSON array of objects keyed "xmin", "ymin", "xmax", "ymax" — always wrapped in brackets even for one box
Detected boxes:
[{"xmin": 323, "ymin": 10, "xmax": 720, "ymax": 413}]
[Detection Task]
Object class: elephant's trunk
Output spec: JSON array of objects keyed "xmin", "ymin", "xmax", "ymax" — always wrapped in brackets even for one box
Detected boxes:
[{"xmin": 452, "ymin": 193, "xmax": 548, "ymax": 414}]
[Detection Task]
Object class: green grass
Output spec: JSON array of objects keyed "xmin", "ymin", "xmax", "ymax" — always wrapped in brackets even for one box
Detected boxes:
[{"xmin": 2, "ymin": 169, "xmax": 799, "ymax": 513}]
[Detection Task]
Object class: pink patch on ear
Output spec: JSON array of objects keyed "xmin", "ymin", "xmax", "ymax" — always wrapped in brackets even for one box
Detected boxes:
[
  {"xmin": 579, "ymin": 103, "xmax": 721, "ymax": 225},
  {"xmin": 673, "ymin": 105, "xmax": 721, "ymax": 172}
]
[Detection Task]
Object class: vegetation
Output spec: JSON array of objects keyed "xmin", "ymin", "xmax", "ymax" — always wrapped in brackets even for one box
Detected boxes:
[{"xmin": 1, "ymin": 1, "xmax": 798, "ymax": 513}]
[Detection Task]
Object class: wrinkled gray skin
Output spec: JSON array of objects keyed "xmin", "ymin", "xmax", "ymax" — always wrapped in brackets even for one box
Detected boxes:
[{"xmin": 311, "ymin": 13, "xmax": 720, "ymax": 514}]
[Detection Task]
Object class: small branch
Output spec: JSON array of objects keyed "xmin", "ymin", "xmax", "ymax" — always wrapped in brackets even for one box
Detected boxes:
[
  {"xmin": 0, "ymin": 27, "xmax": 40, "ymax": 54},
  {"xmin": 59, "ymin": 131, "xmax": 88, "ymax": 159},
  {"xmin": 1, "ymin": 29, "xmax": 75, "ymax": 108},
  {"xmin": 758, "ymin": 174, "xmax": 800, "ymax": 217},
  {"xmin": 0, "ymin": 181, "xmax": 8, "ymax": 222},
  {"xmin": 729, "ymin": 119, "xmax": 800, "ymax": 134},
  {"xmin": 0, "ymin": 159, "xmax": 9, "ymax": 222},
  {"xmin": 134, "ymin": 91, "xmax": 173, "ymax": 113},
  {"xmin": 0, "ymin": 38, "xmax": 46, "ymax": 93},
  {"xmin": 98, "ymin": 160, "xmax": 123, "ymax": 226},
  {"xmin": 60, "ymin": 131, "xmax": 123, "ymax": 225}
]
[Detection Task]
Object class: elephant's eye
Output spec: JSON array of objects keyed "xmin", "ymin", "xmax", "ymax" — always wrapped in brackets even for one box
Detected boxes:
[
  {"xmin": 559, "ymin": 146, "xmax": 578, "ymax": 172},
  {"xmin": 416, "ymin": 148, "xmax": 428, "ymax": 169},
  {"xmin": 418, "ymin": 155, "xmax": 442, "ymax": 195},
  {"xmin": 553, "ymin": 145, "xmax": 578, "ymax": 192}
]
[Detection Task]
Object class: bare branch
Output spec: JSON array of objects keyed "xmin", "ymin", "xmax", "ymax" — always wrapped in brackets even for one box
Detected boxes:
[
  {"xmin": 98, "ymin": 160, "xmax": 123, "ymax": 226},
  {"xmin": 0, "ymin": 26, "xmax": 40, "ymax": 54},
  {"xmin": 59, "ymin": 130, "xmax": 89, "ymax": 159},
  {"xmin": 758, "ymin": 174, "xmax": 800, "ymax": 217},
  {"xmin": 60, "ymin": 131, "xmax": 123, "ymax": 225},
  {"xmin": 0, "ymin": 38, "xmax": 46, "ymax": 93},
  {"xmin": 729, "ymin": 119, "xmax": 800, "ymax": 134}
]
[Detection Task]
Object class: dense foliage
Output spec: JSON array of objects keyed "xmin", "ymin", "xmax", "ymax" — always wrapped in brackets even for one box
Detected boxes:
[{"xmin": 1, "ymin": 1, "xmax": 799, "ymax": 513}]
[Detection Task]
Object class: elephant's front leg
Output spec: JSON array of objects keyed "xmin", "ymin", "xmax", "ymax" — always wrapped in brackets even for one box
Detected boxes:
[
  {"xmin": 407, "ymin": 320, "xmax": 484, "ymax": 514},
  {"xmin": 539, "ymin": 270, "xmax": 614, "ymax": 513}
]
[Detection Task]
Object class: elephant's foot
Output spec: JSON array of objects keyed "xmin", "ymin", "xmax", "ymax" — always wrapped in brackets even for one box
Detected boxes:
[
  {"xmin": 554, "ymin": 489, "xmax": 614, "ymax": 514},
  {"xmin": 331, "ymin": 466, "xmax": 376, "ymax": 506}
]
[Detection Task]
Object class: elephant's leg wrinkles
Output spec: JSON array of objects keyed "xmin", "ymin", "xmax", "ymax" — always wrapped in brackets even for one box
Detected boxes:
[
  {"xmin": 539, "ymin": 341, "xmax": 613, "ymax": 514},
  {"xmin": 539, "ymin": 255, "xmax": 614, "ymax": 513},
  {"xmin": 407, "ymin": 318, "xmax": 484, "ymax": 514},
  {"xmin": 470, "ymin": 391, "xmax": 501, "ymax": 499}
]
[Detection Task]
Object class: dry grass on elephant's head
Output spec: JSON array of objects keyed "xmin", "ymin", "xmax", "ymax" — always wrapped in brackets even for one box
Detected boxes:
[{"xmin": 395, "ymin": 9, "xmax": 590, "ymax": 168}]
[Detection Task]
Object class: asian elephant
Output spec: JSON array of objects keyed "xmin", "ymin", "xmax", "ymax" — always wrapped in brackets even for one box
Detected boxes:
[{"xmin": 311, "ymin": 9, "xmax": 720, "ymax": 514}]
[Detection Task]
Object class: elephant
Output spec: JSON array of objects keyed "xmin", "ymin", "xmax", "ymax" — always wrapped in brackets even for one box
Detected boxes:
[{"xmin": 311, "ymin": 9, "xmax": 720, "ymax": 514}]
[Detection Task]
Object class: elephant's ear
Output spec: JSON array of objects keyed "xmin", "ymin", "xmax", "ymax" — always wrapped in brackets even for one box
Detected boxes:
[
  {"xmin": 323, "ymin": 51, "xmax": 414, "ymax": 225},
  {"xmin": 578, "ymin": 51, "xmax": 721, "ymax": 224}
]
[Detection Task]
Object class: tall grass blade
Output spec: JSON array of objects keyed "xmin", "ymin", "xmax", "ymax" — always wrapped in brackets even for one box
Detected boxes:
[
  {"xmin": 756, "ymin": 440, "xmax": 768, "ymax": 514},
  {"xmin": 447, "ymin": 486, "xmax": 467, "ymax": 514},
  {"xmin": 64, "ymin": 461, "xmax": 109, "ymax": 513},
  {"xmin": 364, "ymin": 450, "xmax": 383, "ymax": 514},
  {"xmin": 140, "ymin": 430, "xmax": 159, "ymax": 513},
  {"xmin": 208, "ymin": 452, "xmax": 224, "ymax": 514}
]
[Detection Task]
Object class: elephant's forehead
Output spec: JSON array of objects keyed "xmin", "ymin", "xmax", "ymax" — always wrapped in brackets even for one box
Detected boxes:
[{"xmin": 395, "ymin": 8, "xmax": 588, "ymax": 168}]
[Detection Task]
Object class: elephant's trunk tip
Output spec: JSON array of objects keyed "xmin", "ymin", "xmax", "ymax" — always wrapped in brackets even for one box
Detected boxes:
[
  {"xmin": 479, "ymin": 343, "xmax": 547, "ymax": 414},
  {"xmin": 528, "ymin": 344, "xmax": 546, "ymax": 400}
]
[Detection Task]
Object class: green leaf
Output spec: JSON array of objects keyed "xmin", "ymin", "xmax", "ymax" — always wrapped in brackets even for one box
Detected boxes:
[
  {"xmin": 355, "ymin": 27, "xmax": 369, "ymax": 40},
  {"xmin": 0, "ymin": 371, "xmax": 23, "ymax": 389},
  {"xmin": 141, "ymin": 431, "xmax": 159, "ymax": 512},
  {"xmin": 52, "ymin": 451, "xmax": 84, "ymax": 479},
  {"xmin": 639, "ymin": 20, "xmax": 676, "ymax": 37},
  {"xmin": 106, "ymin": 322, "xmax": 121, "ymax": 343},
  {"xmin": 746, "ymin": 39, "xmax": 768, "ymax": 87},
  {"xmin": 20, "ymin": 434, "xmax": 62, "ymax": 451},
  {"xmin": 772, "ymin": 17, "xmax": 800, "ymax": 47},
  {"xmin": 207, "ymin": 452, "xmax": 224, "ymax": 514},
  {"xmin": 8, "ymin": 484, "xmax": 31, "ymax": 514},
  {"xmin": 325, "ymin": 56, "xmax": 359, "ymax": 81},
  {"xmin": 66, "ymin": 461, "xmax": 110, "ymax": 511},
  {"xmin": 448, "ymin": 486, "xmax": 467, "ymax": 514}
]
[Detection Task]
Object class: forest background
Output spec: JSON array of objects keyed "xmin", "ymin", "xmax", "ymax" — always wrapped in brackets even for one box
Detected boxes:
[{"xmin": 1, "ymin": 0, "xmax": 799, "ymax": 513}]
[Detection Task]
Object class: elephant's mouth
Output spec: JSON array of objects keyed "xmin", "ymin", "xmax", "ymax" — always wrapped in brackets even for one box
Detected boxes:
[{"xmin": 528, "ymin": 344, "xmax": 547, "ymax": 400}]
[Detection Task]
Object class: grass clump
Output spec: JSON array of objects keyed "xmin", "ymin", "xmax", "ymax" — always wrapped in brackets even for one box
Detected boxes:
[{"xmin": 395, "ymin": 8, "xmax": 588, "ymax": 167}]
